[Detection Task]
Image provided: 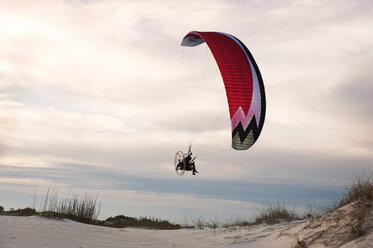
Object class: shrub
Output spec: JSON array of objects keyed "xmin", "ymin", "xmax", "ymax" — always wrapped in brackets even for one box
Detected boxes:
[
  {"xmin": 103, "ymin": 215, "xmax": 181, "ymax": 229},
  {"xmin": 5, "ymin": 207, "xmax": 36, "ymax": 216}
]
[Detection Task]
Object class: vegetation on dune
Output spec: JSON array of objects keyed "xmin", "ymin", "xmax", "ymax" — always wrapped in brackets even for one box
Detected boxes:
[
  {"xmin": 39, "ymin": 187, "xmax": 101, "ymax": 224},
  {"xmin": 254, "ymin": 202, "xmax": 299, "ymax": 224},
  {"xmin": 0, "ymin": 187, "xmax": 180, "ymax": 229},
  {"xmin": 102, "ymin": 215, "xmax": 181, "ymax": 229},
  {"xmin": 338, "ymin": 174, "xmax": 373, "ymax": 208},
  {"xmin": 184, "ymin": 204, "xmax": 299, "ymax": 230},
  {"xmin": 222, "ymin": 217, "xmax": 251, "ymax": 228},
  {"xmin": 6, "ymin": 207, "xmax": 36, "ymax": 216},
  {"xmin": 306, "ymin": 174, "xmax": 373, "ymax": 217},
  {"xmin": 180, "ymin": 174, "xmax": 373, "ymax": 229},
  {"xmin": 0, "ymin": 207, "xmax": 36, "ymax": 216},
  {"xmin": 2, "ymin": 174, "xmax": 373, "ymax": 230}
]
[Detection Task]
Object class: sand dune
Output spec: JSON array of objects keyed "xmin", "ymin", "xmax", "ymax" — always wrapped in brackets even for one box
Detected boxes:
[{"xmin": 1, "ymin": 201, "xmax": 372, "ymax": 248}]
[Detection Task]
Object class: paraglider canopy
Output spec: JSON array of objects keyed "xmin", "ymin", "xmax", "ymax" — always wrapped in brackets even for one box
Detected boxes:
[{"xmin": 181, "ymin": 31, "xmax": 266, "ymax": 150}]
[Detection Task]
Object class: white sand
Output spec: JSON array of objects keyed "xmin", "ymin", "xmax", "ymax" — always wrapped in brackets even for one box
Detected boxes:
[
  {"xmin": 1, "ymin": 201, "xmax": 372, "ymax": 248},
  {"xmin": 0, "ymin": 215, "xmax": 297, "ymax": 248}
]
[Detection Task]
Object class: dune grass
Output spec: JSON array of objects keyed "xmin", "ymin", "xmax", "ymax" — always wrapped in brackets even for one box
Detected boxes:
[
  {"xmin": 0, "ymin": 187, "xmax": 180, "ymax": 229},
  {"xmin": 186, "ymin": 215, "xmax": 206, "ymax": 229},
  {"xmin": 254, "ymin": 202, "xmax": 299, "ymax": 224},
  {"xmin": 183, "ymin": 203, "xmax": 299, "ymax": 230},
  {"xmin": 39, "ymin": 187, "xmax": 101, "ymax": 224},
  {"xmin": 338, "ymin": 174, "xmax": 373, "ymax": 208},
  {"xmin": 37, "ymin": 187, "xmax": 180, "ymax": 229},
  {"xmin": 2, "ymin": 174, "xmax": 373, "ymax": 230},
  {"xmin": 305, "ymin": 174, "xmax": 373, "ymax": 217},
  {"xmin": 184, "ymin": 174, "xmax": 373, "ymax": 229},
  {"xmin": 225, "ymin": 217, "xmax": 251, "ymax": 227}
]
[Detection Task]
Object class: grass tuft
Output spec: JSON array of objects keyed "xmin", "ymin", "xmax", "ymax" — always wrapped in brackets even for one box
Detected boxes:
[
  {"xmin": 38, "ymin": 187, "xmax": 101, "ymax": 224},
  {"xmin": 229, "ymin": 216, "xmax": 251, "ymax": 227},
  {"xmin": 338, "ymin": 174, "xmax": 373, "ymax": 208},
  {"xmin": 189, "ymin": 215, "xmax": 206, "ymax": 229},
  {"xmin": 254, "ymin": 202, "xmax": 299, "ymax": 224},
  {"xmin": 206, "ymin": 218, "xmax": 221, "ymax": 230}
]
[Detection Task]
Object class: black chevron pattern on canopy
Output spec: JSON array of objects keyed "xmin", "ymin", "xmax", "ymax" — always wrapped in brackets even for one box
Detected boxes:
[{"xmin": 232, "ymin": 116, "xmax": 260, "ymax": 143}]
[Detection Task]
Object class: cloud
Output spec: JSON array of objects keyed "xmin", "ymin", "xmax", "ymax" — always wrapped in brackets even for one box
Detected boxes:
[{"xmin": 331, "ymin": 68, "xmax": 373, "ymax": 121}]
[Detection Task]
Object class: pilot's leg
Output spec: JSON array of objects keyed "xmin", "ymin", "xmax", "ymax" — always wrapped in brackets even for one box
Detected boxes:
[{"xmin": 192, "ymin": 163, "xmax": 198, "ymax": 175}]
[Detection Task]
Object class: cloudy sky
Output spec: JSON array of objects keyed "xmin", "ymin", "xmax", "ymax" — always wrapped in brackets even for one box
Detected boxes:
[{"xmin": 1, "ymin": 0, "xmax": 372, "ymax": 222}]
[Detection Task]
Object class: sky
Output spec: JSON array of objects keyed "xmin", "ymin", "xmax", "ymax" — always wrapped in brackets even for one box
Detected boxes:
[{"xmin": 0, "ymin": 0, "xmax": 373, "ymax": 222}]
